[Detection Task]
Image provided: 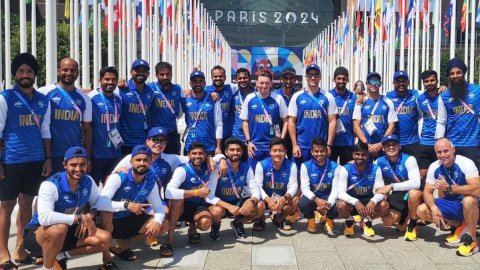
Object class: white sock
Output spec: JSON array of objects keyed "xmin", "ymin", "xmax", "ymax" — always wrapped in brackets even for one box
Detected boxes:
[
  {"xmin": 43, "ymin": 267, "xmax": 54, "ymax": 270},
  {"xmin": 56, "ymin": 251, "xmax": 71, "ymax": 260}
]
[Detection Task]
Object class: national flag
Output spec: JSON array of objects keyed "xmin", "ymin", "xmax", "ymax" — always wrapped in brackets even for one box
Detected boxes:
[
  {"xmin": 65, "ymin": 0, "xmax": 71, "ymax": 19},
  {"xmin": 461, "ymin": 0, "xmax": 468, "ymax": 32},
  {"xmin": 405, "ymin": 0, "xmax": 415, "ymax": 37},
  {"xmin": 103, "ymin": 0, "xmax": 121, "ymax": 31},
  {"xmin": 477, "ymin": 0, "xmax": 480, "ymax": 23},
  {"xmin": 374, "ymin": 0, "xmax": 383, "ymax": 30},
  {"xmin": 420, "ymin": 0, "xmax": 429, "ymax": 30},
  {"xmin": 443, "ymin": 0, "xmax": 453, "ymax": 36}
]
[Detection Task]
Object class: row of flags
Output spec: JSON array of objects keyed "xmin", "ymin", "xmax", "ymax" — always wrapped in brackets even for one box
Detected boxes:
[
  {"xmin": 3, "ymin": 0, "xmax": 231, "ymax": 90},
  {"xmin": 304, "ymin": 0, "xmax": 480, "ymax": 92}
]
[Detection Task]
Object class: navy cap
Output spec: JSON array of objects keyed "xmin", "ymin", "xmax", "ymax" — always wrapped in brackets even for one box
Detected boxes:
[
  {"xmin": 131, "ymin": 145, "xmax": 152, "ymax": 158},
  {"xmin": 147, "ymin": 126, "xmax": 168, "ymax": 139},
  {"xmin": 190, "ymin": 70, "xmax": 205, "ymax": 80},
  {"xmin": 305, "ymin": 64, "xmax": 320, "ymax": 73},
  {"xmin": 281, "ymin": 67, "xmax": 296, "ymax": 76},
  {"xmin": 393, "ymin": 70, "xmax": 409, "ymax": 81},
  {"xmin": 64, "ymin": 146, "xmax": 88, "ymax": 161},
  {"xmin": 367, "ymin": 72, "xmax": 381, "ymax": 81},
  {"xmin": 381, "ymin": 134, "xmax": 400, "ymax": 145},
  {"xmin": 131, "ymin": 59, "xmax": 150, "ymax": 70}
]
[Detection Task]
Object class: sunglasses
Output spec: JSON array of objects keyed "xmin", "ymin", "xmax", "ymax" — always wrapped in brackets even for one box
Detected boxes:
[
  {"xmin": 368, "ymin": 80, "xmax": 381, "ymax": 86},
  {"xmin": 149, "ymin": 137, "xmax": 167, "ymax": 145}
]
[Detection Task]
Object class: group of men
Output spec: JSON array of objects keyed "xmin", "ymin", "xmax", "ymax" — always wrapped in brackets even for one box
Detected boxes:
[{"xmin": 1, "ymin": 52, "xmax": 480, "ymax": 270}]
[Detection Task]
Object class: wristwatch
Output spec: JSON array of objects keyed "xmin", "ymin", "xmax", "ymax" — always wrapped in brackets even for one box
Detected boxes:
[
  {"xmin": 445, "ymin": 185, "xmax": 453, "ymax": 195},
  {"xmin": 245, "ymin": 139, "xmax": 251, "ymax": 144}
]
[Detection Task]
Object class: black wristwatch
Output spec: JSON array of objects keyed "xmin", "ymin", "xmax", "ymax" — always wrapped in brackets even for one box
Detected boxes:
[
  {"xmin": 245, "ymin": 139, "xmax": 251, "ymax": 144},
  {"xmin": 123, "ymin": 201, "xmax": 129, "ymax": 210},
  {"xmin": 76, "ymin": 214, "xmax": 82, "ymax": 224},
  {"xmin": 445, "ymin": 185, "xmax": 453, "ymax": 194}
]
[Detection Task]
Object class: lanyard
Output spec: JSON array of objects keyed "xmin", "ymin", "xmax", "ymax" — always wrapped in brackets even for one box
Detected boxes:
[
  {"xmin": 440, "ymin": 165, "xmax": 458, "ymax": 185},
  {"xmin": 61, "ymin": 172, "xmax": 82, "ymax": 214},
  {"xmin": 369, "ymin": 98, "xmax": 382, "ymax": 117},
  {"xmin": 127, "ymin": 170, "xmax": 148, "ymax": 202},
  {"xmin": 395, "ymin": 92, "xmax": 411, "ymax": 114},
  {"xmin": 339, "ymin": 98, "xmax": 350, "ymax": 115},
  {"xmin": 425, "ymin": 98, "xmax": 436, "ymax": 119},
  {"xmin": 186, "ymin": 162, "xmax": 207, "ymax": 185},
  {"xmin": 57, "ymin": 84, "xmax": 83, "ymax": 121},
  {"xmin": 12, "ymin": 87, "xmax": 41, "ymax": 129},
  {"xmin": 153, "ymin": 82, "xmax": 175, "ymax": 114},
  {"xmin": 386, "ymin": 160, "xmax": 402, "ymax": 183},
  {"xmin": 459, "ymin": 99, "xmax": 476, "ymax": 116},
  {"xmin": 238, "ymin": 91, "xmax": 245, "ymax": 107},
  {"xmin": 347, "ymin": 166, "xmax": 369, "ymax": 191},
  {"xmin": 128, "ymin": 79, "xmax": 147, "ymax": 117},
  {"xmin": 313, "ymin": 161, "xmax": 329, "ymax": 192},
  {"xmin": 227, "ymin": 161, "xmax": 241, "ymax": 199},
  {"xmin": 99, "ymin": 92, "xmax": 118, "ymax": 131},
  {"xmin": 192, "ymin": 96, "xmax": 207, "ymax": 129},
  {"xmin": 305, "ymin": 90, "xmax": 328, "ymax": 116},
  {"xmin": 256, "ymin": 93, "xmax": 273, "ymax": 125}
]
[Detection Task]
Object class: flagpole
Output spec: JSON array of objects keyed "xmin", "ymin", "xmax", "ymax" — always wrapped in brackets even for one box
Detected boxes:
[
  {"xmin": 31, "ymin": 0, "xmax": 37, "ymax": 58},
  {"xmin": 45, "ymin": 0, "xmax": 56, "ymax": 85},
  {"xmin": 414, "ymin": 0, "xmax": 420, "ymax": 89},
  {"xmin": 465, "ymin": 0, "xmax": 469, "ymax": 72},
  {"xmin": 97, "ymin": 3, "xmax": 102, "ymax": 72},
  {"xmin": 421, "ymin": 1, "xmax": 427, "ymax": 81},
  {"xmin": 126, "ymin": 0, "xmax": 132, "ymax": 73},
  {"xmin": 469, "ymin": 0, "xmax": 476, "ymax": 82},
  {"xmin": 74, "ymin": 0, "xmax": 80, "ymax": 86},
  {"xmin": 0, "ymin": 0, "xmax": 3, "ymax": 89},
  {"xmin": 69, "ymin": 0, "xmax": 74, "ymax": 57},
  {"xmin": 20, "ymin": 0, "xmax": 27, "ymax": 53},
  {"xmin": 450, "ymin": 0, "xmax": 457, "ymax": 58},
  {"xmin": 93, "ymin": 0, "xmax": 98, "ymax": 89},
  {"xmin": 81, "ymin": 0, "xmax": 89, "ymax": 88},
  {"xmin": 141, "ymin": 0, "xmax": 147, "ymax": 59},
  {"xmin": 108, "ymin": 0, "xmax": 114, "ymax": 66},
  {"xmin": 154, "ymin": 0, "xmax": 160, "ymax": 67},
  {"xmin": 5, "ymin": 0, "xmax": 11, "ymax": 88}
]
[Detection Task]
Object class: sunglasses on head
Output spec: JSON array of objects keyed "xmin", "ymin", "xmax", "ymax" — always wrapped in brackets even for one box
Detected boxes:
[{"xmin": 149, "ymin": 137, "xmax": 167, "ymax": 145}]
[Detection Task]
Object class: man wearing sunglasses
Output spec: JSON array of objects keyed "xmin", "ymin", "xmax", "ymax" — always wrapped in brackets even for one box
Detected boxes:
[
  {"xmin": 353, "ymin": 72, "xmax": 397, "ymax": 158},
  {"xmin": 385, "ymin": 71, "xmax": 422, "ymax": 160},
  {"xmin": 288, "ymin": 64, "xmax": 337, "ymax": 166}
]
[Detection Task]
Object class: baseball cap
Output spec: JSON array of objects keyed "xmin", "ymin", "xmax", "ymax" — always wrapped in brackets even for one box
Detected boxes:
[
  {"xmin": 147, "ymin": 126, "xmax": 168, "ymax": 139},
  {"xmin": 190, "ymin": 70, "xmax": 205, "ymax": 80},
  {"xmin": 281, "ymin": 67, "xmax": 296, "ymax": 77},
  {"xmin": 305, "ymin": 64, "xmax": 320, "ymax": 73},
  {"xmin": 131, "ymin": 145, "xmax": 152, "ymax": 158},
  {"xmin": 366, "ymin": 72, "xmax": 381, "ymax": 81},
  {"xmin": 393, "ymin": 70, "xmax": 409, "ymax": 81},
  {"xmin": 381, "ymin": 134, "xmax": 400, "ymax": 145},
  {"xmin": 64, "ymin": 146, "xmax": 88, "ymax": 161},
  {"xmin": 131, "ymin": 59, "xmax": 150, "ymax": 70}
]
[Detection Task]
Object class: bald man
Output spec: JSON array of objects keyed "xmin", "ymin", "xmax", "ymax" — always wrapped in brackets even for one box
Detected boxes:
[
  {"xmin": 39, "ymin": 58, "xmax": 93, "ymax": 173},
  {"xmin": 417, "ymin": 138, "xmax": 480, "ymax": 256}
]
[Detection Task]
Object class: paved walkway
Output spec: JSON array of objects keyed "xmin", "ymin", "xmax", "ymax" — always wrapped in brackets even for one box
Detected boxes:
[{"xmin": 7, "ymin": 209, "xmax": 480, "ymax": 270}]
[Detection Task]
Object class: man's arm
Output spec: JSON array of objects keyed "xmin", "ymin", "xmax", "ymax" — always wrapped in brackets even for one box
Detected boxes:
[
  {"xmin": 353, "ymin": 119, "xmax": 368, "ymax": 144},
  {"xmin": 435, "ymin": 95, "xmax": 446, "ymax": 139},
  {"xmin": 82, "ymin": 121, "xmax": 93, "ymax": 157},
  {"xmin": 327, "ymin": 114, "xmax": 337, "ymax": 146}
]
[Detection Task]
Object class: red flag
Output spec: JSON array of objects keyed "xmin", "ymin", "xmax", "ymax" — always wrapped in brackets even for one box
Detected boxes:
[{"xmin": 104, "ymin": 0, "xmax": 121, "ymax": 31}]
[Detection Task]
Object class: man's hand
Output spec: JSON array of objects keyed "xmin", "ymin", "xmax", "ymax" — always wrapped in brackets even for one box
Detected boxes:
[
  {"xmin": 210, "ymin": 92, "xmax": 220, "ymax": 102},
  {"xmin": 266, "ymin": 198, "xmax": 277, "ymax": 211},
  {"xmin": 184, "ymin": 88, "xmax": 192, "ymax": 97},
  {"xmin": 273, "ymin": 197, "xmax": 287, "ymax": 212},
  {"xmin": 355, "ymin": 201, "xmax": 367, "ymax": 217},
  {"xmin": 431, "ymin": 206, "xmax": 446, "ymax": 228},
  {"xmin": 117, "ymin": 78, "xmax": 127, "ymax": 88},
  {"xmin": 215, "ymin": 147, "xmax": 222, "ymax": 155},
  {"xmin": 217, "ymin": 158, "xmax": 228, "ymax": 178},
  {"xmin": 42, "ymin": 159, "xmax": 52, "ymax": 177},
  {"xmin": 368, "ymin": 143, "xmax": 382, "ymax": 155},
  {"xmin": 376, "ymin": 185, "xmax": 393, "ymax": 195},
  {"xmin": 145, "ymin": 221, "xmax": 162, "ymax": 238},
  {"xmin": 75, "ymin": 214, "xmax": 97, "ymax": 238},
  {"xmin": 434, "ymin": 175, "xmax": 451, "ymax": 192},
  {"xmin": 238, "ymin": 199, "xmax": 256, "ymax": 216},
  {"xmin": 438, "ymin": 85, "xmax": 448, "ymax": 94},
  {"xmin": 226, "ymin": 204, "xmax": 240, "ymax": 216},
  {"xmin": 356, "ymin": 94, "xmax": 366, "ymax": 105},
  {"xmin": 292, "ymin": 144, "xmax": 302, "ymax": 158},
  {"xmin": 315, "ymin": 198, "xmax": 330, "ymax": 214},
  {"xmin": 113, "ymin": 166, "xmax": 129, "ymax": 174},
  {"xmin": 365, "ymin": 201, "xmax": 376, "ymax": 218},
  {"xmin": 247, "ymin": 142, "xmax": 257, "ymax": 158},
  {"xmin": 196, "ymin": 184, "xmax": 211, "ymax": 198},
  {"xmin": 127, "ymin": 202, "xmax": 150, "ymax": 215}
]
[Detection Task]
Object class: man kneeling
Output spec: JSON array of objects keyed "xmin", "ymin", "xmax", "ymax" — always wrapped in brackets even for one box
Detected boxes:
[
  {"xmin": 97, "ymin": 145, "xmax": 169, "ymax": 261},
  {"xmin": 209, "ymin": 138, "xmax": 262, "ymax": 239},
  {"xmin": 24, "ymin": 147, "xmax": 117, "ymax": 270}
]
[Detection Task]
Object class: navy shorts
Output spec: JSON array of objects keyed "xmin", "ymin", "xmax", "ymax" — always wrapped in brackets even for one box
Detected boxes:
[{"xmin": 435, "ymin": 198, "xmax": 464, "ymax": 221}]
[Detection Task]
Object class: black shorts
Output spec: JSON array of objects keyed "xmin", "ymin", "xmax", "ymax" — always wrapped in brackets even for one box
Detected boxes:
[
  {"xmin": 0, "ymin": 161, "xmax": 44, "ymax": 201},
  {"xmin": 90, "ymin": 157, "xmax": 122, "ymax": 185},
  {"xmin": 112, "ymin": 212, "xmax": 152, "ymax": 239},
  {"xmin": 51, "ymin": 157, "xmax": 65, "ymax": 174},
  {"xmin": 121, "ymin": 146, "xmax": 134, "ymax": 157},
  {"xmin": 164, "ymin": 130, "xmax": 181, "ymax": 155},
  {"xmin": 401, "ymin": 143, "xmax": 421, "ymax": 161},
  {"xmin": 330, "ymin": 146, "xmax": 354, "ymax": 165},
  {"xmin": 455, "ymin": 146, "xmax": 480, "ymax": 170},
  {"xmin": 387, "ymin": 191, "xmax": 408, "ymax": 214},
  {"xmin": 350, "ymin": 197, "xmax": 372, "ymax": 216},
  {"xmin": 24, "ymin": 225, "xmax": 80, "ymax": 255},
  {"xmin": 417, "ymin": 144, "xmax": 436, "ymax": 170},
  {"xmin": 179, "ymin": 201, "xmax": 209, "ymax": 223}
]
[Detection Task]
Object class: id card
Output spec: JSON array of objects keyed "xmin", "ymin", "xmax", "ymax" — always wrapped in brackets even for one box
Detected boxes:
[
  {"xmin": 363, "ymin": 119, "xmax": 377, "ymax": 136},
  {"xmin": 107, "ymin": 128, "xmax": 124, "ymax": 149},
  {"xmin": 274, "ymin": 124, "xmax": 281, "ymax": 137},
  {"xmin": 336, "ymin": 120, "xmax": 346, "ymax": 134}
]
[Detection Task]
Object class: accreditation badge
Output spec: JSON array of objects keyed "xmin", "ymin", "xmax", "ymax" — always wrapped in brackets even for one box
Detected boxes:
[{"xmin": 107, "ymin": 128, "xmax": 124, "ymax": 149}]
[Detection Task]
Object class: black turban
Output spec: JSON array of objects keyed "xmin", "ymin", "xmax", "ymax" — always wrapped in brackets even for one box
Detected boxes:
[{"xmin": 11, "ymin": 52, "xmax": 38, "ymax": 75}]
